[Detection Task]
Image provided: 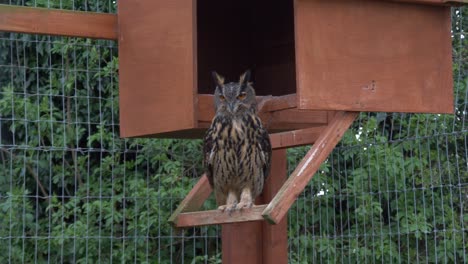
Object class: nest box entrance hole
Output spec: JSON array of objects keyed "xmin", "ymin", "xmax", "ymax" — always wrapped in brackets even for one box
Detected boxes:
[{"xmin": 197, "ymin": 0, "xmax": 296, "ymax": 96}]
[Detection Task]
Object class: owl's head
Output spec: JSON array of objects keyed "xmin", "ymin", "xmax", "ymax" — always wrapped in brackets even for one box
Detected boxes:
[{"xmin": 212, "ymin": 70, "xmax": 257, "ymax": 116}]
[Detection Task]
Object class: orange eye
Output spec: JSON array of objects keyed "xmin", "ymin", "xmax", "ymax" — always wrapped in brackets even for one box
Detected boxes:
[
  {"xmin": 219, "ymin": 95, "xmax": 226, "ymax": 101},
  {"xmin": 237, "ymin": 93, "xmax": 247, "ymax": 100}
]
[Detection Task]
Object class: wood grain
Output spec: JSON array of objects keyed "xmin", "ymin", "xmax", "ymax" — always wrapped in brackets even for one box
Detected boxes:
[
  {"xmin": 197, "ymin": 94, "xmax": 297, "ymax": 123},
  {"xmin": 175, "ymin": 205, "xmax": 266, "ymax": 227},
  {"xmin": 295, "ymin": 0, "xmax": 454, "ymax": 113},
  {"xmin": 269, "ymin": 126, "xmax": 325, "ymax": 150},
  {"xmin": 257, "ymin": 94, "xmax": 297, "ymax": 113},
  {"xmin": 389, "ymin": 0, "xmax": 467, "ymax": 5},
  {"xmin": 168, "ymin": 174, "xmax": 212, "ymax": 225},
  {"xmin": 0, "ymin": 4, "xmax": 117, "ymax": 39},
  {"xmin": 118, "ymin": 0, "xmax": 197, "ymax": 137},
  {"xmin": 265, "ymin": 108, "xmax": 328, "ymax": 131},
  {"xmin": 262, "ymin": 111, "xmax": 359, "ymax": 224},
  {"xmin": 262, "ymin": 149, "xmax": 288, "ymax": 264},
  {"xmin": 197, "ymin": 94, "xmax": 329, "ymax": 133}
]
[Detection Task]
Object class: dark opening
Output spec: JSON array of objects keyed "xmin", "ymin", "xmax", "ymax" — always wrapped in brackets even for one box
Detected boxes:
[{"xmin": 197, "ymin": 0, "xmax": 296, "ymax": 96}]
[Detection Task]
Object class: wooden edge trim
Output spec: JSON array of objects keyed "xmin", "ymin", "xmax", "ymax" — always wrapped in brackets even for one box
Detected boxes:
[
  {"xmin": 175, "ymin": 205, "xmax": 267, "ymax": 227},
  {"xmin": 257, "ymin": 94, "xmax": 297, "ymax": 113},
  {"xmin": 0, "ymin": 4, "xmax": 118, "ymax": 40},
  {"xmin": 197, "ymin": 94, "xmax": 297, "ymax": 122},
  {"xmin": 388, "ymin": 0, "xmax": 467, "ymax": 5},
  {"xmin": 262, "ymin": 111, "xmax": 359, "ymax": 224},
  {"xmin": 168, "ymin": 174, "xmax": 212, "ymax": 225},
  {"xmin": 270, "ymin": 126, "xmax": 325, "ymax": 149}
]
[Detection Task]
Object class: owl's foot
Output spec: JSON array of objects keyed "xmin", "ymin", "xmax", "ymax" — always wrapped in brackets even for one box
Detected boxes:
[
  {"xmin": 235, "ymin": 201, "xmax": 253, "ymax": 210},
  {"xmin": 217, "ymin": 203, "xmax": 238, "ymax": 213},
  {"xmin": 236, "ymin": 187, "xmax": 253, "ymax": 210},
  {"xmin": 220, "ymin": 191, "xmax": 238, "ymax": 215},
  {"xmin": 225, "ymin": 202, "xmax": 238, "ymax": 215}
]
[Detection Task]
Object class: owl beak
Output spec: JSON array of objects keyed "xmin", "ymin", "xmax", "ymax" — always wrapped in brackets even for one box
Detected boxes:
[{"xmin": 228, "ymin": 103, "xmax": 236, "ymax": 113}]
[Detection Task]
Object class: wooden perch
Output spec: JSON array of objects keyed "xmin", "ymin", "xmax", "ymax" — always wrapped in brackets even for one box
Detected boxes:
[
  {"xmin": 169, "ymin": 111, "xmax": 357, "ymax": 227},
  {"xmin": 175, "ymin": 205, "xmax": 267, "ymax": 227},
  {"xmin": 168, "ymin": 174, "xmax": 212, "ymax": 225},
  {"xmin": 262, "ymin": 111, "xmax": 359, "ymax": 224},
  {"xmin": 169, "ymin": 125, "xmax": 329, "ymax": 227}
]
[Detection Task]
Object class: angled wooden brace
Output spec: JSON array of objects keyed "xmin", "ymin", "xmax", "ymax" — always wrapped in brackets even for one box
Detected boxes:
[{"xmin": 169, "ymin": 111, "xmax": 359, "ymax": 227}]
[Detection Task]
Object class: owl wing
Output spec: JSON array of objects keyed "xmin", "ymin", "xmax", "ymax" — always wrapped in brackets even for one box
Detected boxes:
[
  {"xmin": 203, "ymin": 125, "xmax": 215, "ymax": 187},
  {"xmin": 257, "ymin": 124, "xmax": 272, "ymax": 181}
]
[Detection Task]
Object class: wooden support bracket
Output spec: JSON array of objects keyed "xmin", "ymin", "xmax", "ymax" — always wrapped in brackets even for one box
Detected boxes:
[
  {"xmin": 262, "ymin": 111, "xmax": 359, "ymax": 224},
  {"xmin": 169, "ymin": 111, "xmax": 359, "ymax": 228},
  {"xmin": 168, "ymin": 174, "xmax": 212, "ymax": 224}
]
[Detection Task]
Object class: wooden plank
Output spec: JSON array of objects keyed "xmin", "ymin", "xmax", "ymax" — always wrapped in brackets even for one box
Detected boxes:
[
  {"xmin": 118, "ymin": 0, "xmax": 197, "ymax": 137},
  {"xmin": 0, "ymin": 4, "xmax": 117, "ymax": 40},
  {"xmin": 257, "ymin": 94, "xmax": 297, "ymax": 113},
  {"xmin": 197, "ymin": 94, "xmax": 329, "ymax": 133},
  {"xmin": 389, "ymin": 0, "xmax": 468, "ymax": 5},
  {"xmin": 295, "ymin": 0, "xmax": 453, "ymax": 114},
  {"xmin": 264, "ymin": 108, "xmax": 328, "ymax": 131},
  {"xmin": 270, "ymin": 126, "xmax": 324, "ymax": 150},
  {"xmin": 197, "ymin": 94, "xmax": 297, "ymax": 123},
  {"xmin": 175, "ymin": 205, "xmax": 266, "ymax": 227},
  {"xmin": 168, "ymin": 174, "xmax": 212, "ymax": 225},
  {"xmin": 262, "ymin": 111, "xmax": 359, "ymax": 224},
  {"xmin": 262, "ymin": 149, "xmax": 288, "ymax": 264}
]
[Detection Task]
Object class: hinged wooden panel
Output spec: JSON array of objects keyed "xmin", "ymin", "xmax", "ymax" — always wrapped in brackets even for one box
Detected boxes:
[
  {"xmin": 295, "ymin": 0, "xmax": 454, "ymax": 113},
  {"xmin": 118, "ymin": 0, "xmax": 197, "ymax": 137}
]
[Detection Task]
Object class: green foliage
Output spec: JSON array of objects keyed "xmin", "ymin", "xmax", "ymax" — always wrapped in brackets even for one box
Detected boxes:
[{"xmin": 0, "ymin": 2, "xmax": 467, "ymax": 263}]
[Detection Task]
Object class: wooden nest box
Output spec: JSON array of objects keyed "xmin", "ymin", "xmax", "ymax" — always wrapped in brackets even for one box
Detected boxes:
[
  {"xmin": 118, "ymin": 0, "xmax": 461, "ymax": 139},
  {"xmin": 117, "ymin": 0, "xmax": 466, "ymax": 227}
]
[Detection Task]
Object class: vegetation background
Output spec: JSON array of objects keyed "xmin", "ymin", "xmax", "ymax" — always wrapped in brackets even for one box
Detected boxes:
[{"xmin": 0, "ymin": 1, "xmax": 466, "ymax": 263}]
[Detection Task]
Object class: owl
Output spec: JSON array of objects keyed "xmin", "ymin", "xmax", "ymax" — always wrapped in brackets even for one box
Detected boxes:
[{"xmin": 203, "ymin": 70, "xmax": 272, "ymax": 212}]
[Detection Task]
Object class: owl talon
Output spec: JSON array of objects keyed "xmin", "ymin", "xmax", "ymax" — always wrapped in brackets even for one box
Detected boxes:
[
  {"xmin": 226, "ymin": 203, "xmax": 237, "ymax": 215},
  {"xmin": 235, "ymin": 201, "xmax": 253, "ymax": 210},
  {"xmin": 218, "ymin": 205, "xmax": 227, "ymax": 212}
]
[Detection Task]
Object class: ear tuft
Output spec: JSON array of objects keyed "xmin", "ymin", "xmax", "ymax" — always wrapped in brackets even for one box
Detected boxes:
[
  {"xmin": 239, "ymin": 70, "xmax": 251, "ymax": 85},
  {"xmin": 212, "ymin": 71, "xmax": 225, "ymax": 87}
]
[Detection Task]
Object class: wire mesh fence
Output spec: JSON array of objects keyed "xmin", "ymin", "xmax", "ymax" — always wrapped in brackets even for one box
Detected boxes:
[{"xmin": 0, "ymin": 1, "xmax": 466, "ymax": 263}]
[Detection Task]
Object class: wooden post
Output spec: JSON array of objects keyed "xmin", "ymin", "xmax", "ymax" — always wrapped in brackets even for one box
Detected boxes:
[
  {"xmin": 262, "ymin": 149, "xmax": 288, "ymax": 264},
  {"xmin": 222, "ymin": 149, "xmax": 288, "ymax": 263}
]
